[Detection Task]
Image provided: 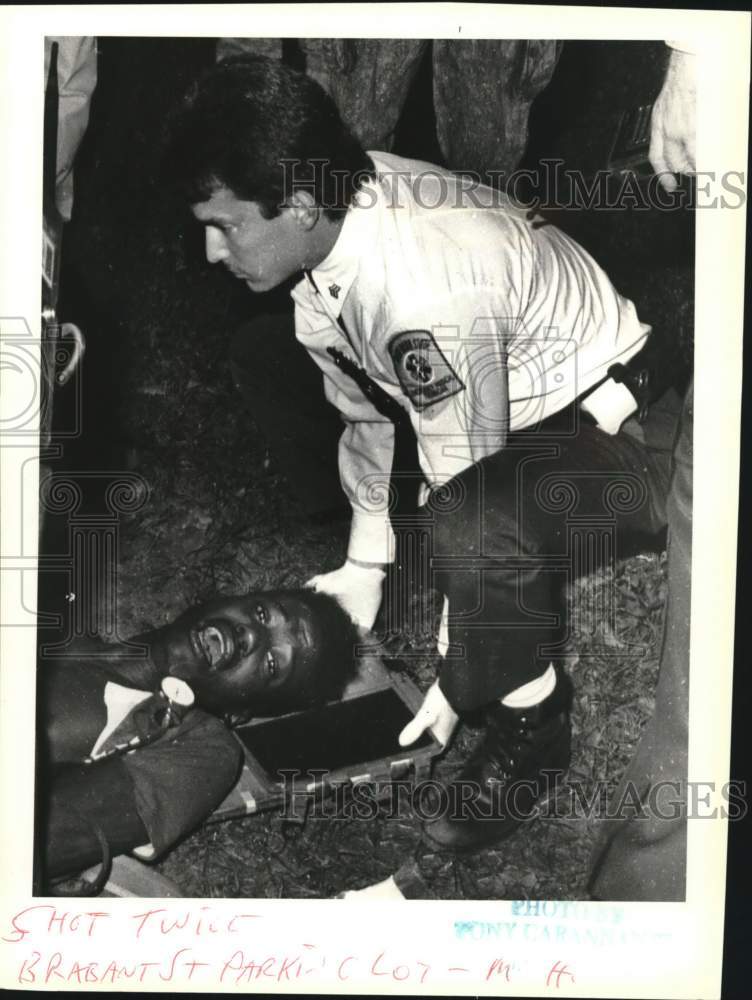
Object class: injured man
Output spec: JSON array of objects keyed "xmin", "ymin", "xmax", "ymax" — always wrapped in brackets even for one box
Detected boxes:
[{"xmin": 37, "ymin": 588, "xmax": 358, "ymax": 890}]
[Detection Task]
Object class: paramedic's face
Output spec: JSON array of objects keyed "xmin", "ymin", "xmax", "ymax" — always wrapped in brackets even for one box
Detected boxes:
[
  {"xmin": 151, "ymin": 592, "xmax": 323, "ymax": 712},
  {"xmin": 192, "ymin": 186, "xmax": 309, "ymax": 292}
]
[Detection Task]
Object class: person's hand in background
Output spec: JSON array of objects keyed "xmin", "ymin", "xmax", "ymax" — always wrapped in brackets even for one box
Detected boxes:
[{"xmin": 650, "ymin": 45, "xmax": 696, "ymax": 192}]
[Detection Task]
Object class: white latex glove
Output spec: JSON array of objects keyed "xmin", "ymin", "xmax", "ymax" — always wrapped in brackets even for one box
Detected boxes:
[
  {"xmin": 398, "ymin": 678, "xmax": 459, "ymax": 748},
  {"xmin": 306, "ymin": 559, "xmax": 385, "ymax": 630},
  {"xmin": 337, "ymin": 876, "xmax": 405, "ymax": 900},
  {"xmin": 649, "ymin": 48, "xmax": 696, "ymax": 192}
]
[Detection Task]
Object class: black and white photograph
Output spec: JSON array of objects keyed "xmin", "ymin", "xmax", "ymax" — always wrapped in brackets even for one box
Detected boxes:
[{"xmin": 0, "ymin": 5, "xmax": 748, "ymax": 996}]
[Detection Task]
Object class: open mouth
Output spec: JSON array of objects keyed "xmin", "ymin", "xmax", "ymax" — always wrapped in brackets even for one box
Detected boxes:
[{"xmin": 191, "ymin": 620, "xmax": 236, "ymax": 672}]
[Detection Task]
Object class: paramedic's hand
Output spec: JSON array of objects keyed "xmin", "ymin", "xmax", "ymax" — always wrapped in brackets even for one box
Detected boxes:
[
  {"xmin": 306, "ymin": 560, "xmax": 385, "ymax": 630},
  {"xmin": 650, "ymin": 48, "xmax": 696, "ymax": 192},
  {"xmin": 399, "ymin": 679, "xmax": 459, "ymax": 748}
]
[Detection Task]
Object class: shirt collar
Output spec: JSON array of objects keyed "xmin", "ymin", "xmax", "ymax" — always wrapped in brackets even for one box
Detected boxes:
[{"xmin": 307, "ymin": 179, "xmax": 378, "ymax": 316}]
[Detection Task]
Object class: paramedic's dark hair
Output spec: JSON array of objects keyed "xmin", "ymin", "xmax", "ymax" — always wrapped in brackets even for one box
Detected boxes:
[{"xmin": 162, "ymin": 55, "xmax": 375, "ymax": 220}]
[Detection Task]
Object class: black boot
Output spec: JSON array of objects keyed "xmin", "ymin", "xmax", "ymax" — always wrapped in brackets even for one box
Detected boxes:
[{"xmin": 423, "ymin": 672, "xmax": 572, "ymax": 852}]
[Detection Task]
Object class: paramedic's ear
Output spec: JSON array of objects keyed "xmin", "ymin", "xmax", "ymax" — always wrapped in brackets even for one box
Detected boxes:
[{"xmin": 287, "ymin": 189, "xmax": 320, "ymax": 230}]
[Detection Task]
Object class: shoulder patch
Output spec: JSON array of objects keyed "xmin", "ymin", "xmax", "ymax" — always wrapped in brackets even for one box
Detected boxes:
[{"xmin": 388, "ymin": 330, "xmax": 464, "ymax": 411}]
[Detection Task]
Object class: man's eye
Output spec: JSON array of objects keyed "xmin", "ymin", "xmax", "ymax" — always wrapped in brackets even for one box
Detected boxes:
[
  {"xmin": 255, "ymin": 604, "xmax": 268, "ymax": 624},
  {"xmin": 265, "ymin": 651, "xmax": 277, "ymax": 678}
]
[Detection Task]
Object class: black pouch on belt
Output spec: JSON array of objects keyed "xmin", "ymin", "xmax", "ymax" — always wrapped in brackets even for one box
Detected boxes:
[{"xmin": 606, "ymin": 333, "xmax": 678, "ymax": 424}]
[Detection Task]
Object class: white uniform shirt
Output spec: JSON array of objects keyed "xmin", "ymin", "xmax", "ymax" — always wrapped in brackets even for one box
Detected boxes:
[
  {"xmin": 292, "ymin": 152, "xmax": 649, "ymax": 565},
  {"xmin": 89, "ymin": 682, "xmax": 151, "ymax": 760}
]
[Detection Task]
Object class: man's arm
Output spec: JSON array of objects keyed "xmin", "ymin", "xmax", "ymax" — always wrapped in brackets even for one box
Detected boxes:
[
  {"xmin": 44, "ymin": 37, "xmax": 97, "ymax": 221},
  {"xmin": 649, "ymin": 41, "xmax": 697, "ymax": 191},
  {"xmin": 294, "ymin": 295, "xmax": 397, "ymax": 628},
  {"xmin": 383, "ymin": 287, "xmax": 512, "ymax": 486},
  {"xmin": 42, "ymin": 757, "xmax": 149, "ymax": 880},
  {"xmin": 41, "ymin": 708, "xmax": 242, "ymax": 884}
]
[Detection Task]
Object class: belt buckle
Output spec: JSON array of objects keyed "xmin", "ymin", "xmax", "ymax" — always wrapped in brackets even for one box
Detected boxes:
[{"xmin": 607, "ymin": 363, "xmax": 650, "ymax": 423}]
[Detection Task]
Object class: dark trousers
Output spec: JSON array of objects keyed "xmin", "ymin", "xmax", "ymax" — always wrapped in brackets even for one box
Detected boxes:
[
  {"xmin": 588, "ymin": 383, "xmax": 692, "ymax": 901},
  {"xmin": 429, "ymin": 398, "xmax": 680, "ymax": 711}
]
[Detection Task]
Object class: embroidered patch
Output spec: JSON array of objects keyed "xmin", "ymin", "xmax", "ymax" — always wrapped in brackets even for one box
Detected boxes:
[{"xmin": 388, "ymin": 330, "xmax": 464, "ymax": 410}]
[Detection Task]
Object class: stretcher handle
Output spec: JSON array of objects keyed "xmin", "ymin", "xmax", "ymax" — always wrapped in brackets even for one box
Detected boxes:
[{"xmin": 57, "ymin": 322, "xmax": 85, "ymax": 385}]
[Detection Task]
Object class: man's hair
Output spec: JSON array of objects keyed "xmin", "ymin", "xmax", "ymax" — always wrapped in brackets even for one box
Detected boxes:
[
  {"xmin": 242, "ymin": 588, "xmax": 361, "ymax": 718},
  {"xmin": 162, "ymin": 55, "xmax": 375, "ymax": 220}
]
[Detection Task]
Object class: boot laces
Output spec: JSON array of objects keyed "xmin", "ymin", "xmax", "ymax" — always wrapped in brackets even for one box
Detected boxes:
[{"xmin": 467, "ymin": 709, "xmax": 537, "ymax": 780}]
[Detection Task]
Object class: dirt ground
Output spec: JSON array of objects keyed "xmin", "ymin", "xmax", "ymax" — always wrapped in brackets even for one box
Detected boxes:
[{"xmin": 45, "ymin": 38, "xmax": 692, "ymax": 899}]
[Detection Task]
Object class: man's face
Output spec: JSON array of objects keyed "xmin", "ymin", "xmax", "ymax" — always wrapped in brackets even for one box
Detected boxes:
[
  {"xmin": 191, "ymin": 186, "xmax": 309, "ymax": 292},
  {"xmin": 150, "ymin": 592, "xmax": 324, "ymax": 713}
]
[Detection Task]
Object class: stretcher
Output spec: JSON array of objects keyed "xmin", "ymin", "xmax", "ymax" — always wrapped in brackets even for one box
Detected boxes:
[{"xmin": 211, "ymin": 652, "xmax": 442, "ymax": 822}]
